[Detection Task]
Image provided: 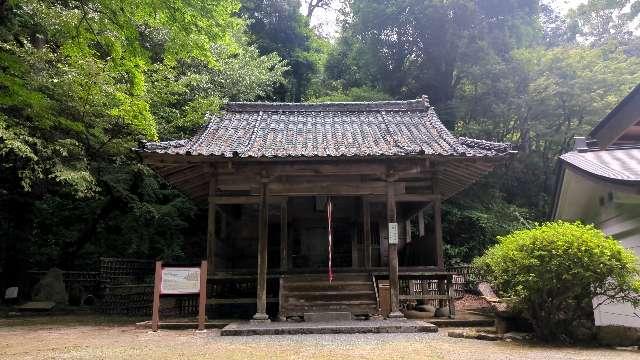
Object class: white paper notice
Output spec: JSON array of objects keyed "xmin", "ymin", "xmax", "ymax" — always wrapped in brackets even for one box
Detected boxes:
[
  {"xmin": 388, "ymin": 222, "xmax": 398, "ymax": 244},
  {"xmin": 161, "ymin": 267, "xmax": 200, "ymax": 294}
]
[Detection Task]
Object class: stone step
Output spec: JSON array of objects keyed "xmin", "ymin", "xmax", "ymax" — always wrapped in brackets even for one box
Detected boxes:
[
  {"xmin": 284, "ymin": 290, "xmax": 374, "ymax": 297},
  {"xmin": 304, "ymin": 311, "xmax": 352, "ymax": 322},
  {"xmin": 288, "ymin": 300, "xmax": 377, "ymax": 306},
  {"xmin": 285, "ymin": 305, "xmax": 377, "ymax": 315},
  {"xmin": 283, "ymin": 282, "xmax": 372, "ymax": 292},
  {"xmin": 284, "ymin": 281, "xmax": 372, "ymax": 286},
  {"xmin": 281, "ymin": 274, "xmax": 378, "ymax": 318},
  {"xmin": 220, "ymin": 319, "xmax": 439, "ymax": 336}
]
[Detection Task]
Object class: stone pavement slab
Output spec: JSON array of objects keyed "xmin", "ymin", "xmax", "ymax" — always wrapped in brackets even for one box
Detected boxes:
[{"xmin": 220, "ymin": 319, "xmax": 438, "ymax": 336}]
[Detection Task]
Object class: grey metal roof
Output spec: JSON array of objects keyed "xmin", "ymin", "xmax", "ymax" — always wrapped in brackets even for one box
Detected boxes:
[
  {"xmin": 560, "ymin": 147, "xmax": 640, "ymax": 183},
  {"xmin": 140, "ymin": 98, "xmax": 511, "ymax": 159}
]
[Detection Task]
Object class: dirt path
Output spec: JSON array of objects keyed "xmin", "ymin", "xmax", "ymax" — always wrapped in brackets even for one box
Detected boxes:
[{"xmin": 0, "ymin": 317, "xmax": 637, "ymax": 360}]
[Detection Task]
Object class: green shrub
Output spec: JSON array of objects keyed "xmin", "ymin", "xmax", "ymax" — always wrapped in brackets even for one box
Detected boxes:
[{"xmin": 473, "ymin": 221, "xmax": 640, "ymax": 342}]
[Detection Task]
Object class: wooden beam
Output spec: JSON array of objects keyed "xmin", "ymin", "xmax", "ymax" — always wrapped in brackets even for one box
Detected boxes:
[
  {"xmin": 387, "ymin": 163, "xmax": 432, "ymax": 181},
  {"xmin": 212, "ymin": 196, "xmax": 287, "ymax": 205},
  {"xmin": 418, "ymin": 209, "xmax": 425, "ymax": 237},
  {"xmin": 215, "ymin": 196, "xmax": 260, "ymax": 205},
  {"xmin": 216, "ymin": 175, "xmax": 261, "ymax": 187},
  {"xmin": 151, "ymin": 261, "xmax": 162, "ymax": 332},
  {"xmin": 227, "ymin": 160, "xmax": 433, "ymax": 178},
  {"xmin": 363, "ymin": 193, "xmax": 436, "ymax": 203},
  {"xmin": 197, "ymin": 260, "xmax": 207, "ymax": 331},
  {"xmin": 192, "ymin": 180, "xmax": 407, "ymax": 199},
  {"xmin": 433, "ymin": 192, "xmax": 444, "ymax": 269},
  {"xmin": 266, "ymin": 181, "xmax": 405, "ymax": 196},
  {"xmin": 363, "ymin": 199, "xmax": 372, "ymax": 269},
  {"xmin": 232, "ymin": 162, "xmax": 388, "ymax": 177},
  {"xmin": 178, "ymin": 177, "xmax": 210, "ymax": 193},
  {"xmin": 441, "ymin": 164, "xmax": 492, "ymax": 181},
  {"xmin": 386, "ymin": 180, "xmax": 404, "ymax": 319},
  {"xmin": 438, "ymin": 174, "xmax": 469, "ymax": 188},
  {"xmin": 396, "ymin": 193, "xmax": 438, "ymax": 202},
  {"xmin": 404, "ymin": 180, "xmax": 433, "ymax": 190},
  {"xmin": 155, "ymin": 164, "xmax": 198, "ymax": 177},
  {"xmin": 280, "ymin": 200, "xmax": 288, "ymax": 271},
  {"xmin": 405, "ymin": 219, "xmax": 412, "ymax": 244},
  {"xmin": 206, "ymin": 176, "xmax": 217, "ymax": 275},
  {"xmin": 164, "ymin": 165, "xmax": 206, "ymax": 184},
  {"xmin": 352, "ymin": 227, "xmax": 359, "ymax": 269},
  {"xmin": 252, "ymin": 181, "xmax": 270, "ymax": 322}
]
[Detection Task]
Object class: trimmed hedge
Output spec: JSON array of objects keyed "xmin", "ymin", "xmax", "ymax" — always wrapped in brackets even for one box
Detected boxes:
[{"xmin": 473, "ymin": 221, "xmax": 640, "ymax": 342}]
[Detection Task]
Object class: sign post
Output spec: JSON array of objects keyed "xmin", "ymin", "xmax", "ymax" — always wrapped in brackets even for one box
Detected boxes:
[
  {"xmin": 151, "ymin": 260, "xmax": 207, "ymax": 331},
  {"xmin": 388, "ymin": 222, "xmax": 398, "ymax": 245}
]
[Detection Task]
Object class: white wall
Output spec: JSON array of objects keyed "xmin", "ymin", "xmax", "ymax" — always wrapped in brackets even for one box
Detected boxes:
[{"xmin": 556, "ymin": 167, "xmax": 640, "ymax": 328}]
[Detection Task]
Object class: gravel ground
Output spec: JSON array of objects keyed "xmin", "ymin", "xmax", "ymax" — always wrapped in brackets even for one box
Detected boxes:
[{"xmin": 0, "ymin": 317, "xmax": 638, "ymax": 360}]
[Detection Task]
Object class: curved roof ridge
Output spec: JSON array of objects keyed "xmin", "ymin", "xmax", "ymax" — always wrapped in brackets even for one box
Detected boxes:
[
  {"xmin": 224, "ymin": 98, "xmax": 427, "ymax": 112},
  {"xmin": 412, "ymin": 107, "xmax": 470, "ymax": 156},
  {"xmin": 458, "ymin": 137, "xmax": 512, "ymax": 153}
]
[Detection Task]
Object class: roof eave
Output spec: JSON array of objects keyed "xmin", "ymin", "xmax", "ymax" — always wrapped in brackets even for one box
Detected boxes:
[
  {"xmin": 559, "ymin": 156, "xmax": 640, "ymax": 187},
  {"xmin": 138, "ymin": 150, "xmax": 514, "ymax": 164}
]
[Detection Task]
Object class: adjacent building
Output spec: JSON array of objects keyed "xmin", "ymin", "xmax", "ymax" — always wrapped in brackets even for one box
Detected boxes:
[{"xmin": 554, "ymin": 85, "xmax": 640, "ymax": 329}]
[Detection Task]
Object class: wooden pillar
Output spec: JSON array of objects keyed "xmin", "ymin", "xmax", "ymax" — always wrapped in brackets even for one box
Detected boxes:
[
  {"xmin": 433, "ymin": 170, "xmax": 445, "ymax": 311},
  {"xmin": 417, "ymin": 208, "xmax": 428, "ymax": 297},
  {"xmin": 434, "ymin": 196, "xmax": 444, "ymax": 269},
  {"xmin": 386, "ymin": 181, "xmax": 404, "ymax": 319},
  {"xmin": 432, "ymin": 169, "xmax": 444, "ymax": 269},
  {"xmin": 253, "ymin": 181, "xmax": 270, "ymax": 322},
  {"xmin": 362, "ymin": 199, "xmax": 372, "ymax": 269},
  {"xmin": 197, "ymin": 260, "xmax": 208, "ymax": 330},
  {"xmin": 405, "ymin": 219, "xmax": 412, "ymax": 244},
  {"xmin": 280, "ymin": 200, "xmax": 288, "ymax": 271},
  {"xmin": 151, "ymin": 261, "xmax": 162, "ymax": 331},
  {"xmin": 206, "ymin": 177, "xmax": 217, "ymax": 275},
  {"xmin": 351, "ymin": 235, "xmax": 359, "ymax": 268}
]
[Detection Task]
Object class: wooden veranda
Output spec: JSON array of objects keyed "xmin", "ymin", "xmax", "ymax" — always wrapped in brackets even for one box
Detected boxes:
[{"xmin": 138, "ymin": 98, "xmax": 513, "ymax": 321}]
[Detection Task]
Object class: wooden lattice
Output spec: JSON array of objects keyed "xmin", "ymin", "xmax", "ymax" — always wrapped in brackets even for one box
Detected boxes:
[{"xmin": 98, "ymin": 258, "xmax": 198, "ymax": 317}]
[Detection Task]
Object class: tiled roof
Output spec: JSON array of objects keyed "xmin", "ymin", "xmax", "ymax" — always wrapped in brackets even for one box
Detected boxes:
[
  {"xmin": 560, "ymin": 147, "xmax": 640, "ymax": 183},
  {"xmin": 140, "ymin": 98, "xmax": 511, "ymax": 159}
]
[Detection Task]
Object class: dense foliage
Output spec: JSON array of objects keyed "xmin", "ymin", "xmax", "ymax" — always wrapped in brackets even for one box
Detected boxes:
[
  {"xmin": 443, "ymin": 190, "xmax": 532, "ymax": 266},
  {"xmin": 0, "ymin": 0, "xmax": 285, "ymax": 278},
  {"xmin": 473, "ymin": 222, "xmax": 640, "ymax": 342},
  {"xmin": 240, "ymin": 0, "xmax": 315, "ymax": 101}
]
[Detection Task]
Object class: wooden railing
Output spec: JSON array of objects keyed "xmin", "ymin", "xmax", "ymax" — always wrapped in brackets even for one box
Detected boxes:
[{"xmin": 446, "ymin": 264, "xmax": 475, "ymax": 295}]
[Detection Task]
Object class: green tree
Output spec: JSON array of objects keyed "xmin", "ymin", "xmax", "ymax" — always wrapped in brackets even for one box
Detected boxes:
[
  {"xmin": 568, "ymin": 0, "xmax": 640, "ymax": 45},
  {"xmin": 0, "ymin": 0, "xmax": 285, "ymax": 276},
  {"xmin": 443, "ymin": 189, "xmax": 532, "ymax": 266},
  {"xmin": 473, "ymin": 221, "xmax": 640, "ymax": 342},
  {"xmin": 148, "ymin": 42, "xmax": 286, "ymax": 140},
  {"xmin": 456, "ymin": 46, "xmax": 640, "ymax": 215},
  {"xmin": 326, "ymin": 0, "xmax": 539, "ymax": 125},
  {"xmin": 240, "ymin": 0, "xmax": 316, "ymax": 102}
]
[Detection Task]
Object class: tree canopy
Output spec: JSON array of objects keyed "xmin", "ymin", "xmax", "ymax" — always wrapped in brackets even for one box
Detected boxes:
[{"xmin": 0, "ymin": 0, "xmax": 285, "ymax": 277}]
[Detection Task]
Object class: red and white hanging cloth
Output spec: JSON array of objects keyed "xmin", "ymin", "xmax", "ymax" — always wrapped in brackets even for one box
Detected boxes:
[{"xmin": 327, "ymin": 198, "xmax": 334, "ymax": 283}]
